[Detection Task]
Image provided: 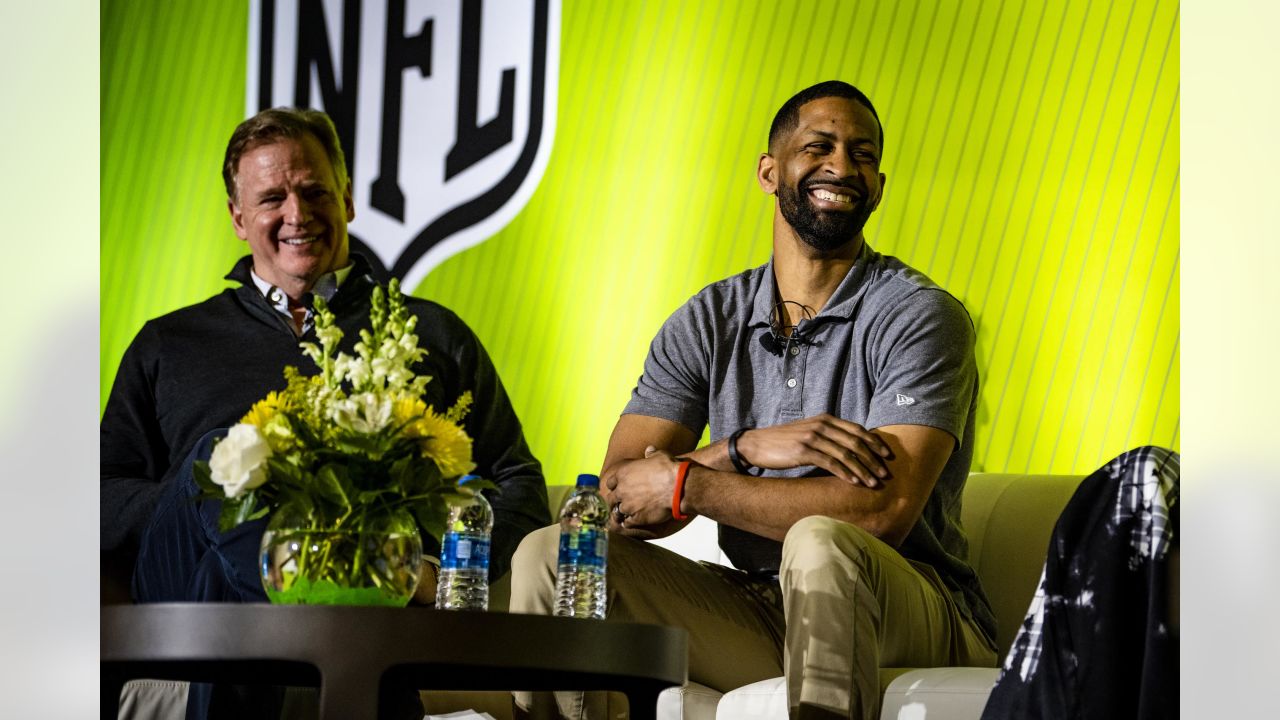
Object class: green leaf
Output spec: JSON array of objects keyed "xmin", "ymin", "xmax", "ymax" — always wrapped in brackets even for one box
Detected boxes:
[
  {"xmin": 266, "ymin": 457, "xmax": 305, "ymax": 489},
  {"xmin": 192, "ymin": 461, "xmax": 218, "ymax": 494},
  {"xmin": 437, "ymin": 490, "xmax": 470, "ymax": 505},
  {"xmin": 412, "ymin": 495, "xmax": 449, "ymax": 542},
  {"xmin": 390, "ymin": 456, "xmax": 415, "ymax": 496},
  {"xmin": 218, "ymin": 492, "xmax": 260, "ymax": 533},
  {"xmin": 279, "ymin": 493, "xmax": 315, "ymax": 519},
  {"xmin": 333, "ymin": 432, "xmax": 394, "ymax": 460},
  {"xmin": 290, "ymin": 418, "xmax": 324, "ymax": 449},
  {"xmin": 357, "ymin": 489, "xmax": 390, "ymax": 505},
  {"xmin": 421, "ymin": 463, "xmax": 446, "ymax": 490},
  {"xmin": 233, "ymin": 489, "xmax": 260, "ymax": 525},
  {"xmin": 314, "ymin": 466, "xmax": 351, "ymax": 509}
]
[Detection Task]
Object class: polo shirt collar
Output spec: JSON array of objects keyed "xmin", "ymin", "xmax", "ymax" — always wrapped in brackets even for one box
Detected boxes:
[
  {"xmin": 225, "ymin": 254, "xmax": 375, "ymax": 295},
  {"xmin": 817, "ymin": 240, "xmax": 875, "ymax": 320},
  {"xmin": 748, "ymin": 259, "xmax": 779, "ymax": 328},
  {"xmin": 748, "ymin": 240, "xmax": 876, "ymax": 327},
  {"xmin": 248, "ymin": 264, "xmax": 352, "ymax": 310}
]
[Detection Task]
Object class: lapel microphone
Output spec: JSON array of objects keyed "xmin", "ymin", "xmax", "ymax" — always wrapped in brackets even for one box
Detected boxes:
[{"xmin": 763, "ymin": 300, "xmax": 815, "ymax": 356}]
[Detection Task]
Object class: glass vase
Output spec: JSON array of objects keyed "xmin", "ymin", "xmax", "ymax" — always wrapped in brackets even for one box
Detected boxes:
[{"xmin": 259, "ymin": 506, "xmax": 424, "ymax": 606}]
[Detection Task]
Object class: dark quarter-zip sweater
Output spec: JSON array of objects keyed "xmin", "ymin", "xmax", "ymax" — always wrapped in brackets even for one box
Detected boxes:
[{"xmin": 101, "ymin": 255, "xmax": 548, "ymax": 581}]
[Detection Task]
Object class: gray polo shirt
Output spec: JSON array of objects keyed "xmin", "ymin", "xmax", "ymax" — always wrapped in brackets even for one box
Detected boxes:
[{"xmin": 623, "ymin": 243, "xmax": 996, "ymax": 643}]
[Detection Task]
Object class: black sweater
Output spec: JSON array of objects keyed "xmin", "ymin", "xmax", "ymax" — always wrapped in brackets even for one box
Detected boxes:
[{"xmin": 100, "ymin": 255, "xmax": 548, "ymax": 581}]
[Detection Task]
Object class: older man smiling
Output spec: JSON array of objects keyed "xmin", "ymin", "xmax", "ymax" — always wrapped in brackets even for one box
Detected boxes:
[{"xmin": 101, "ymin": 107, "xmax": 548, "ymax": 622}]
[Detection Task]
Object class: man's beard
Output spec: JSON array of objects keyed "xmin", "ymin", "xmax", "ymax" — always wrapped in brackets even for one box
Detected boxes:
[{"xmin": 777, "ymin": 179, "xmax": 874, "ymax": 252}]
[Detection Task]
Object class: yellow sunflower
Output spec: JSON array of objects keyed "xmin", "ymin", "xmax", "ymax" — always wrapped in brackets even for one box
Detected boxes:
[
  {"xmin": 240, "ymin": 391, "xmax": 287, "ymax": 429},
  {"xmin": 413, "ymin": 409, "xmax": 475, "ymax": 478},
  {"xmin": 392, "ymin": 395, "xmax": 428, "ymax": 431}
]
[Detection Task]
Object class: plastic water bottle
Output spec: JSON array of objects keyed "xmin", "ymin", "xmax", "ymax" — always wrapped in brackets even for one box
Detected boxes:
[
  {"xmin": 435, "ymin": 474, "xmax": 493, "ymax": 611},
  {"xmin": 553, "ymin": 473, "xmax": 609, "ymax": 619}
]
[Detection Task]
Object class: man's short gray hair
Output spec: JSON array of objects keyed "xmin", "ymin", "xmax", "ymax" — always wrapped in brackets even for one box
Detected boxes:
[{"xmin": 222, "ymin": 107, "xmax": 348, "ymax": 203}]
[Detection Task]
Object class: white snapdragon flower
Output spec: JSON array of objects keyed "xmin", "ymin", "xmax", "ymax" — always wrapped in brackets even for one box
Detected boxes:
[
  {"xmin": 333, "ymin": 355, "xmax": 371, "ymax": 389},
  {"xmin": 209, "ymin": 424, "xmax": 273, "ymax": 498},
  {"xmin": 315, "ymin": 322, "xmax": 343, "ymax": 350},
  {"xmin": 330, "ymin": 397, "xmax": 360, "ymax": 432},
  {"xmin": 369, "ymin": 357, "xmax": 392, "ymax": 387},
  {"xmin": 408, "ymin": 375, "xmax": 431, "ymax": 395},
  {"xmin": 397, "ymin": 332, "xmax": 419, "ymax": 354},
  {"xmin": 354, "ymin": 338, "xmax": 373, "ymax": 360},
  {"xmin": 386, "ymin": 366, "xmax": 414, "ymax": 390},
  {"xmin": 331, "ymin": 392, "xmax": 393, "ymax": 434},
  {"xmin": 299, "ymin": 340, "xmax": 324, "ymax": 368}
]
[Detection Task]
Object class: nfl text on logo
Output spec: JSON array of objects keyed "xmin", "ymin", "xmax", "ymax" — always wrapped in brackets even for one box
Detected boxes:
[{"xmin": 248, "ymin": 0, "xmax": 560, "ymax": 287}]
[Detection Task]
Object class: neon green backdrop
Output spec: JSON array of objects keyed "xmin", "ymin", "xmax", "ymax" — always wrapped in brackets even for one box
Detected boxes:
[{"xmin": 102, "ymin": 0, "xmax": 1179, "ymax": 482}]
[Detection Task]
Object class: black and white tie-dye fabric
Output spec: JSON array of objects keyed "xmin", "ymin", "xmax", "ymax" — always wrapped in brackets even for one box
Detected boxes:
[{"xmin": 981, "ymin": 446, "xmax": 1179, "ymax": 720}]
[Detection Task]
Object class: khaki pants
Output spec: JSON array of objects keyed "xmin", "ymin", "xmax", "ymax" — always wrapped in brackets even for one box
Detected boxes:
[{"xmin": 511, "ymin": 516, "xmax": 996, "ymax": 720}]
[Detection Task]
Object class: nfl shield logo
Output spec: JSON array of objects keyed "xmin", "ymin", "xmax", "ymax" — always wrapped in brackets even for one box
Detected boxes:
[{"xmin": 246, "ymin": 0, "xmax": 559, "ymax": 288}]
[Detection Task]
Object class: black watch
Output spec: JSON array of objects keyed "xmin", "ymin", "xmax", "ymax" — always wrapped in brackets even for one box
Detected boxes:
[{"xmin": 727, "ymin": 427, "xmax": 754, "ymax": 475}]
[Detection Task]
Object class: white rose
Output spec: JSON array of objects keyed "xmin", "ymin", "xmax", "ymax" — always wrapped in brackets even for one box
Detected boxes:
[{"xmin": 209, "ymin": 424, "xmax": 273, "ymax": 498}]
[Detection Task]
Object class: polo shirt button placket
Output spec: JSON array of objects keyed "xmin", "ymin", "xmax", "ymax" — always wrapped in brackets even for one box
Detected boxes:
[{"xmin": 785, "ymin": 338, "xmax": 805, "ymax": 390}]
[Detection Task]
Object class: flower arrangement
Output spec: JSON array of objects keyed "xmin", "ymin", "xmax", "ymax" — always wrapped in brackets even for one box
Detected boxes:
[{"xmin": 194, "ymin": 280, "xmax": 492, "ymax": 604}]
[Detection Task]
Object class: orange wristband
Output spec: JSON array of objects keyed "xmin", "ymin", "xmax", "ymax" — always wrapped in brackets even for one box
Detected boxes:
[{"xmin": 671, "ymin": 461, "xmax": 692, "ymax": 521}]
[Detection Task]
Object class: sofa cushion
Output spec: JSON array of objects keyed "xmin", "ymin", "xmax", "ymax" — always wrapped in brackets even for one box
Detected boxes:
[
  {"xmin": 658, "ymin": 682, "xmax": 722, "ymax": 720},
  {"xmin": 715, "ymin": 676, "xmax": 787, "ymax": 719},
  {"xmin": 710, "ymin": 669, "xmax": 921, "ymax": 719},
  {"xmin": 879, "ymin": 667, "xmax": 1000, "ymax": 720}
]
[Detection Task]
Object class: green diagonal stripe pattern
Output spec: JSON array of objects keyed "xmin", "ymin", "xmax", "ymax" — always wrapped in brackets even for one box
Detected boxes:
[{"xmin": 103, "ymin": 0, "xmax": 1179, "ymax": 483}]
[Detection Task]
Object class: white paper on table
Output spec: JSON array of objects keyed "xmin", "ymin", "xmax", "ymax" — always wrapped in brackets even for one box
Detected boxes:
[{"xmin": 423, "ymin": 711, "xmax": 496, "ymax": 720}]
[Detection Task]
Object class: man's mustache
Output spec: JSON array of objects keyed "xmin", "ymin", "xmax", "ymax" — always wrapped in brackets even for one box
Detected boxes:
[{"xmin": 800, "ymin": 178, "xmax": 865, "ymax": 196}]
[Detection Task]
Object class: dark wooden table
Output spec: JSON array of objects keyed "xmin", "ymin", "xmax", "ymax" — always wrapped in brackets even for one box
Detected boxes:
[{"xmin": 101, "ymin": 604, "xmax": 687, "ymax": 720}]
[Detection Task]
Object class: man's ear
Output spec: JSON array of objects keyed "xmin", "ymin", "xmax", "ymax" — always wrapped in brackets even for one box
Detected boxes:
[
  {"xmin": 228, "ymin": 199, "xmax": 248, "ymax": 240},
  {"xmin": 343, "ymin": 182, "xmax": 355, "ymax": 222},
  {"xmin": 757, "ymin": 153, "xmax": 778, "ymax": 194},
  {"xmin": 872, "ymin": 172, "xmax": 887, "ymax": 210}
]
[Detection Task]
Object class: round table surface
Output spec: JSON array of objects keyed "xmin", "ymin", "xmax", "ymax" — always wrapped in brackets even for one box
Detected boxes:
[{"xmin": 102, "ymin": 603, "xmax": 688, "ymax": 720}]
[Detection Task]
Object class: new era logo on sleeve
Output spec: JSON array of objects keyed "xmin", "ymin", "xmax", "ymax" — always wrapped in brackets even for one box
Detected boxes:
[{"xmin": 895, "ymin": 394, "xmax": 915, "ymax": 406}]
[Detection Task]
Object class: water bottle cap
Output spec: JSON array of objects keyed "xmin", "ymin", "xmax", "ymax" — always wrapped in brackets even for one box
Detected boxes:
[
  {"xmin": 575, "ymin": 473, "xmax": 600, "ymax": 488},
  {"xmin": 459, "ymin": 474, "xmax": 482, "ymax": 485}
]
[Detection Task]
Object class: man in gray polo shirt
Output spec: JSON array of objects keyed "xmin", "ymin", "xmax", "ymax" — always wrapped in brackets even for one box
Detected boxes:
[{"xmin": 510, "ymin": 81, "xmax": 997, "ymax": 720}]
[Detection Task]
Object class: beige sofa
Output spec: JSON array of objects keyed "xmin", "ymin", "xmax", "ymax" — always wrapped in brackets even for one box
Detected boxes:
[{"xmin": 109, "ymin": 472, "xmax": 1085, "ymax": 719}]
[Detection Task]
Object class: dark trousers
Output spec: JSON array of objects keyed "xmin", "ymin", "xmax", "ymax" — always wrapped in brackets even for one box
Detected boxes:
[
  {"xmin": 981, "ymin": 446, "xmax": 1180, "ymax": 720},
  {"xmin": 132, "ymin": 429, "xmax": 268, "ymax": 605},
  {"xmin": 131, "ymin": 429, "xmax": 279, "ymax": 720}
]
